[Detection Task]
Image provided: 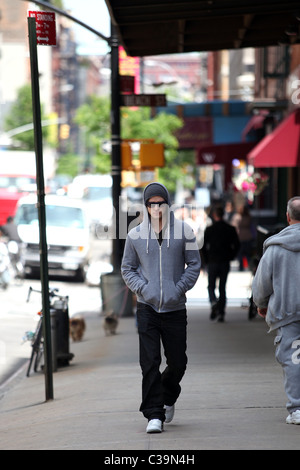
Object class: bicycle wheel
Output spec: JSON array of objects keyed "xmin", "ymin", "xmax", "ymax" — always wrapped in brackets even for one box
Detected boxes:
[
  {"xmin": 26, "ymin": 318, "xmax": 43, "ymax": 377},
  {"xmin": 33, "ymin": 337, "xmax": 44, "ymax": 373}
]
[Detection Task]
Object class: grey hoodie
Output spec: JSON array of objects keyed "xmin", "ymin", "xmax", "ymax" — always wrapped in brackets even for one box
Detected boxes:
[
  {"xmin": 252, "ymin": 223, "xmax": 300, "ymax": 331},
  {"xmin": 121, "ymin": 183, "xmax": 201, "ymax": 312}
]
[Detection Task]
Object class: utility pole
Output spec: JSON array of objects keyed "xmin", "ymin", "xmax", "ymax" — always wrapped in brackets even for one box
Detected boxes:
[
  {"xmin": 23, "ymin": 4, "xmax": 127, "ymax": 401},
  {"xmin": 110, "ymin": 22, "xmax": 122, "ymax": 271},
  {"xmin": 27, "ymin": 16, "xmax": 53, "ymax": 400},
  {"xmin": 22, "ymin": 0, "xmax": 122, "ymax": 273}
]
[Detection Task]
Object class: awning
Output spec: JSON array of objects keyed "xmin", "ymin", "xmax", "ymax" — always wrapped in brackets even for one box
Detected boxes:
[
  {"xmin": 197, "ymin": 142, "xmax": 256, "ymax": 188},
  {"xmin": 105, "ymin": 1, "xmax": 300, "ymax": 57},
  {"xmin": 247, "ymin": 108, "xmax": 300, "ymax": 167}
]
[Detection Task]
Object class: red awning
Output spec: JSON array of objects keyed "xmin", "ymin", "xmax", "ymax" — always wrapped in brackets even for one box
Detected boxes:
[
  {"xmin": 197, "ymin": 142, "xmax": 256, "ymax": 188},
  {"xmin": 247, "ymin": 108, "xmax": 300, "ymax": 167}
]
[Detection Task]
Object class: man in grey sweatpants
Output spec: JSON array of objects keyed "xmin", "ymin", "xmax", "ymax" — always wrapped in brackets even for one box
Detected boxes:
[
  {"xmin": 121, "ymin": 182, "xmax": 201, "ymax": 433},
  {"xmin": 252, "ymin": 196, "xmax": 300, "ymax": 424}
]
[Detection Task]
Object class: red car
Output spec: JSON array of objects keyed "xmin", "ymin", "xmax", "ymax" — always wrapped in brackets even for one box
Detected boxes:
[{"xmin": 0, "ymin": 175, "xmax": 36, "ymax": 226}]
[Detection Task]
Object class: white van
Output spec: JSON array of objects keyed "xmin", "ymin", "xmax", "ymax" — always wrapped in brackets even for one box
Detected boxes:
[
  {"xmin": 68, "ymin": 174, "xmax": 113, "ymax": 235},
  {"xmin": 14, "ymin": 194, "xmax": 91, "ymax": 281}
]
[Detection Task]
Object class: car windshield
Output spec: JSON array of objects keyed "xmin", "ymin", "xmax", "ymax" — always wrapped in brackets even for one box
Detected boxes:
[
  {"xmin": 82, "ymin": 187, "xmax": 111, "ymax": 201},
  {"xmin": 15, "ymin": 204, "xmax": 85, "ymax": 228},
  {"xmin": 0, "ymin": 176, "xmax": 36, "ymax": 191}
]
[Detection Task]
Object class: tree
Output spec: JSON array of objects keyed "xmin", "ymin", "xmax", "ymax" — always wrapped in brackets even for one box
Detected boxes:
[
  {"xmin": 74, "ymin": 95, "xmax": 191, "ymax": 193},
  {"xmin": 121, "ymin": 107, "xmax": 183, "ymax": 194},
  {"xmin": 73, "ymin": 95, "xmax": 111, "ymax": 174},
  {"xmin": 4, "ymin": 84, "xmax": 49, "ymax": 150}
]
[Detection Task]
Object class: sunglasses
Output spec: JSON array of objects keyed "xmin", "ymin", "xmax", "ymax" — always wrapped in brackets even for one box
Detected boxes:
[{"xmin": 146, "ymin": 201, "xmax": 167, "ymax": 208}]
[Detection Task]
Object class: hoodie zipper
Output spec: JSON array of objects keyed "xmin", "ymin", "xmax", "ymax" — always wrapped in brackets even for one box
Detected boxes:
[{"xmin": 158, "ymin": 245, "xmax": 162, "ymax": 312}]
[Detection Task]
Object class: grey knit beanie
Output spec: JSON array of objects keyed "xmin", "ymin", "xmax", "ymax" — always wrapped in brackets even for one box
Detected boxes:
[{"xmin": 143, "ymin": 183, "xmax": 169, "ymax": 205}]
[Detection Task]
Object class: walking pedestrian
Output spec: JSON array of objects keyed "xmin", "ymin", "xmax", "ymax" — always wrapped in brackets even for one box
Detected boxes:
[
  {"xmin": 121, "ymin": 182, "xmax": 201, "ymax": 433},
  {"xmin": 202, "ymin": 205, "xmax": 240, "ymax": 322},
  {"xmin": 252, "ymin": 196, "xmax": 300, "ymax": 425},
  {"xmin": 231, "ymin": 204, "xmax": 254, "ymax": 271}
]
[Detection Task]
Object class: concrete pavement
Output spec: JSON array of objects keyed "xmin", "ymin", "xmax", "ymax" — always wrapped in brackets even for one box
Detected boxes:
[{"xmin": 0, "ymin": 270, "xmax": 299, "ymax": 450}]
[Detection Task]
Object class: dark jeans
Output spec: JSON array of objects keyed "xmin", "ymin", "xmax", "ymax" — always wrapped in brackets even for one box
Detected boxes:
[
  {"xmin": 207, "ymin": 261, "xmax": 230, "ymax": 316},
  {"xmin": 136, "ymin": 302, "xmax": 187, "ymax": 421},
  {"xmin": 238, "ymin": 240, "xmax": 253, "ymax": 271}
]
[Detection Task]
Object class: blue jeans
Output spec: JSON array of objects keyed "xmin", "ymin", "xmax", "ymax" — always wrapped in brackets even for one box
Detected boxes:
[{"xmin": 136, "ymin": 302, "xmax": 187, "ymax": 421}]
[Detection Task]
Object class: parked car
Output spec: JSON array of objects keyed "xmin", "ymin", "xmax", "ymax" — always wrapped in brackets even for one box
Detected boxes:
[
  {"xmin": 14, "ymin": 195, "xmax": 91, "ymax": 281},
  {"xmin": 68, "ymin": 174, "xmax": 113, "ymax": 236},
  {"xmin": 0, "ymin": 174, "xmax": 36, "ymax": 225}
]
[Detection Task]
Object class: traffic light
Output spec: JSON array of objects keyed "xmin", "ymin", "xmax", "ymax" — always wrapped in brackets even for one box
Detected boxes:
[
  {"xmin": 121, "ymin": 140, "xmax": 165, "ymax": 170},
  {"xmin": 121, "ymin": 142, "xmax": 132, "ymax": 170},
  {"xmin": 60, "ymin": 124, "xmax": 70, "ymax": 140},
  {"xmin": 139, "ymin": 143, "xmax": 165, "ymax": 168}
]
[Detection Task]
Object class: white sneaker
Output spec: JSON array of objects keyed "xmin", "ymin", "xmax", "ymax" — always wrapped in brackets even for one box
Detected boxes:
[
  {"xmin": 164, "ymin": 404, "xmax": 175, "ymax": 423},
  {"xmin": 146, "ymin": 419, "xmax": 163, "ymax": 433},
  {"xmin": 286, "ymin": 410, "xmax": 300, "ymax": 424}
]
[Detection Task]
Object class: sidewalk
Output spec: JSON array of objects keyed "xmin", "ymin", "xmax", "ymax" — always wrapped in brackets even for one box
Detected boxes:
[{"xmin": 0, "ymin": 272, "xmax": 299, "ymax": 450}]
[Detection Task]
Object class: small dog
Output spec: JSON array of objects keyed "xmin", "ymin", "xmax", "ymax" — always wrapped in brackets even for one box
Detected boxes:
[
  {"xmin": 102, "ymin": 311, "xmax": 119, "ymax": 336},
  {"xmin": 69, "ymin": 316, "xmax": 86, "ymax": 341}
]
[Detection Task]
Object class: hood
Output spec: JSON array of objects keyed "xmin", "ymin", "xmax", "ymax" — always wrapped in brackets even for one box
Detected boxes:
[
  {"xmin": 142, "ymin": 182, "xmax": 172, "ymax": 254},
  {"xmin": 264, "ymin": 223, "xmax": 300, "ymax": 253}
]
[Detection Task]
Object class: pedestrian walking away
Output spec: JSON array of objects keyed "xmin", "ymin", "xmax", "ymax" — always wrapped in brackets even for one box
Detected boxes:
[
  {"xmin": 121, "ymin": 182, "xmax": 201, "ymax": 434},
  {"xmin": 252, "ymin": 196, "xmax": 300, "ymax": 425},
  {"xmin": 201, "ymin": 205, "xmax": 240, "ymax": 322},
  {"xmin": 231, "ymin": 204, "xmax": 255, "ymax": 271}
]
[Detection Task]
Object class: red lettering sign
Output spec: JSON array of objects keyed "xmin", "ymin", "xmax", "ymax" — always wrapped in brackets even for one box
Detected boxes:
[{"xmin": 28, "ymin": 11, "xmax": 56, "ymax": 46}]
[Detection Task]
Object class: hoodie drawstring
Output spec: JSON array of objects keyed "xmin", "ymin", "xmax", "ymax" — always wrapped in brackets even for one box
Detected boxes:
[
  {"xmin": 146, "ymin": 221, "xmax": 170, "ymax": 254},
  {"xmin": 146, "ymin": 222, "xmax": 150, "ymax": 254}
]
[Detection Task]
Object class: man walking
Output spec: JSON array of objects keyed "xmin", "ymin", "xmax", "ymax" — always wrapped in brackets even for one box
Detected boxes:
[
  {"xmin": 202, "ymin": 205, "xmax": 240, "ymax": 322},
  {"xmin": 121, "ymin": 182, "xmax": 201, "ymax": 433},
  {"xmin": 252, "ymin": 196, "xmax": 300, "ymax": 424}
]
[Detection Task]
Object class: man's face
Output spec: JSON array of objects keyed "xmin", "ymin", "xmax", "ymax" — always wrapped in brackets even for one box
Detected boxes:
[{"xmin": 146, "ymin": 196, "xmax": 167, "ymax": 221}]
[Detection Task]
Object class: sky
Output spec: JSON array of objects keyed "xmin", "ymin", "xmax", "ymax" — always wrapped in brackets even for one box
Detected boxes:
[{"xmin": 63, "ymin": 0, "xmax": 110, "ymax": 55}]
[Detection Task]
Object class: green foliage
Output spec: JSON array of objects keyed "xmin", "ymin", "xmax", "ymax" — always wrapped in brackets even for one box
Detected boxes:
[
  {"xmin": 121, "ymin": 107, "xmax": 184, "ymax": 193},
  {"xmin": 74, "ymin": 96, "xmax": 189, "ymax": 192},
  {"xmin": 74, "ymin": 95, "xmax": 111, "ymax": 174},
  {"xmin": 4, "ymin": 84, "xmax": 49, "ymax": 150},
  {"xmin": 56, "ymin": 153, "xmax": 81, "ymax": 178}
]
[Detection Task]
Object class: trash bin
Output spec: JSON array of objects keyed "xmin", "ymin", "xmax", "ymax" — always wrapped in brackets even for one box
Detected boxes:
[
  {"xmin": 101, "ymin": 272, "xmax": 133, "ymax": 317},
  {"xmin": 52, "ymin": 299, "xmax": 74, "ymax": 367}
]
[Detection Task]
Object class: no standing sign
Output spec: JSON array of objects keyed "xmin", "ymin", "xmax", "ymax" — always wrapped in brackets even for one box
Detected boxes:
[{"xmin": 28, "ymin": 11, "xmax": 57, "ymax": 46}]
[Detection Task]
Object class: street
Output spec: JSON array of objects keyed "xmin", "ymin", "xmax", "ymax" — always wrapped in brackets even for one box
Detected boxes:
[{"xmin": 0, "ymin": 238, "xmax": 111, "ymax": 386}]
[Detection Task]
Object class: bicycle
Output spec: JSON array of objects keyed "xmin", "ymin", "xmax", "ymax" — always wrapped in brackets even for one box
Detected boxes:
[{"xmin": 24, "ymin": 286, "xmax": 69, "ymax": 377}]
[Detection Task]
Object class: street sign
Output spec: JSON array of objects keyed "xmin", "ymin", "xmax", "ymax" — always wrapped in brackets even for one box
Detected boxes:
[
  {"xmin": 120, "ymin": 75, "xmax": 135, "ymax": 93},
  {"xmin": 28, "ymin": 11, "xmax": 56, "ymax": 46},
  {"xmin": 121, "ymin": 94, "xmax": 167, "ymax": 107}
]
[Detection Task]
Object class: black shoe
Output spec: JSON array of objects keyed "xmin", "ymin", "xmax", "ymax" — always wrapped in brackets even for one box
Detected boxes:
[
  {"xmin": 210, "ymin": 302, "xmax": 219, "ymax": 320},
  {"xmin": 217, "ymin": 315, "xmax": 225, "ymax": 322}
]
